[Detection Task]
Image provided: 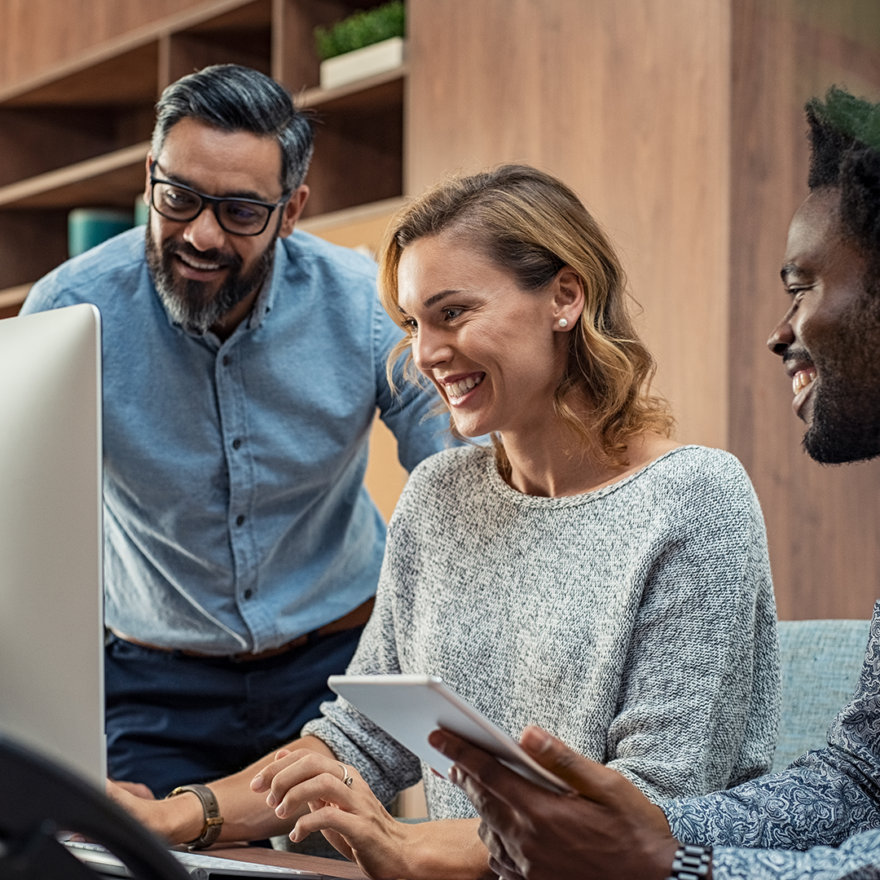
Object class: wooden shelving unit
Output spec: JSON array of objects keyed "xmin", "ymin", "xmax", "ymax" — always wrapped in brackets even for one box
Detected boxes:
[{"xmin": 0, "ymin": 0, "xmax": 404, "ymax": 309}]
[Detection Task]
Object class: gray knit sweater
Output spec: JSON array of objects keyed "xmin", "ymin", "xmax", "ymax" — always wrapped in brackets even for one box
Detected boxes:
[{"xmin": 303, "ymin": 445, "xmax": 780, "ymax": 819}]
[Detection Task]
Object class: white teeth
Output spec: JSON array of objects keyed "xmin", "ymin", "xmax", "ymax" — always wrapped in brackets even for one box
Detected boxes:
[
  {"xmin": 180, "ymin": 254, "xmax": 222, "ymax": 271},
  {"xmin": 445, "ymin": 375, "xmax": 482, "ymax": 398},
  {"xmin": 792, "ymin": 370, "xmax": 816, "ymax": 395}
]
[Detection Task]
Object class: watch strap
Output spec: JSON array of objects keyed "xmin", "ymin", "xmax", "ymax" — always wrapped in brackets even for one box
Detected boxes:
[
  {"xmin": 666, "ymin": 843, "xmax": 712, "ymax": 880},
  {"xmin": 166, "ymin": 783, "xmax": 223, "ymax": 850}
]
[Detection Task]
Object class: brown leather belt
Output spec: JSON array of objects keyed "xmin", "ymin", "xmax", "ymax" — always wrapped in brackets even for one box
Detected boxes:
[{"xmin": 111, "ymin": 596, "xmax": 374, "ymax": 662}]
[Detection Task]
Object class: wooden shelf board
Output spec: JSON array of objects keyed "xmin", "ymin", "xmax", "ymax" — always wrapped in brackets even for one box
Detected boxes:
[
  {"xmin": 0, "ymin": 284, "xmax": 32, "ymax": 311},
  {"xmin": 299, "ymin": 196, "xmax": 406, "ymax": 251},
  {"xmin": 0, "ymin": 0, "xmax": 266, "ymax": 106},
  {"xmin": 298, "ymin": 66, "xmax": 407, "ymax": 111},
  {"xmin": 184, "ymin": 0, "xmax": 271, "ymax": 33},
  {"xmin": 299, "ymin": 196, "xmax": 406, "ymax": 234},
  {"xmin": 2, "ymin": 44, "xmax": 161, "ymax": 107},
  {"xmin": 0, "ymin": 142, "xmax": 149, "ymax": 210}
]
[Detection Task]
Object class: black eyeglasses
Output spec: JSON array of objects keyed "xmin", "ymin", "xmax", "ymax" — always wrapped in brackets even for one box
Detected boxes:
[{"xmin": 149, "ymin": 162, "xmax": 291, "ymax": 236}]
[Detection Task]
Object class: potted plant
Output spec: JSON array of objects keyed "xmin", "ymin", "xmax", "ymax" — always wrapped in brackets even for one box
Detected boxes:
[{"xmin": 315, "ymin": 1, "xmax": 406, "ymax": 90}]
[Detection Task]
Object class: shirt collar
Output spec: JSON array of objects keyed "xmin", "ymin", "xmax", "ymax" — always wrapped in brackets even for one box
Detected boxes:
[{"xmin": 246, "ymin": 240, "xmax": 283, "ymax": 332}]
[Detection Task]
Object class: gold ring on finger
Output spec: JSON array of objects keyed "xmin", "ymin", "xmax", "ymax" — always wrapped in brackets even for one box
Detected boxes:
[{"xmin": 338, "ymin": 762, "xmax": 354, "ymax": 787}]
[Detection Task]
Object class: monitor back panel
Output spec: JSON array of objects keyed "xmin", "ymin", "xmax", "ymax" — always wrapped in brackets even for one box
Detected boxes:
[{"xmin": 0, "ymin": 304, "xmax": 105, "ymax": 786}]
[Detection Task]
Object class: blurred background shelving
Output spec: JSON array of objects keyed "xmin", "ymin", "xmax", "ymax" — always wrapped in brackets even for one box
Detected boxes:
[{"xmin": 0, "ymin": 0, "xmax": 405, "ymax": 318}]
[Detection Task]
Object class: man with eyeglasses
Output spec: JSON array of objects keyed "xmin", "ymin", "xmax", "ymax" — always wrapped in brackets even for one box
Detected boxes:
[{"xmin": 20, "ymin": 64, "xmax": 449, "ymax": 810}]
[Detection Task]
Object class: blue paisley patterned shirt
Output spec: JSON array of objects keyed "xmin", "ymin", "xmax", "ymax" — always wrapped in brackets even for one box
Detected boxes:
[{"xmin": 663, "ymin": 601, "xmax": 880, "ymax": 879}]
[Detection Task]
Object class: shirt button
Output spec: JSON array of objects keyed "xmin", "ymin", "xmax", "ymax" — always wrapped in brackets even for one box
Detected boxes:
[
  {"xmin": 232, "ymin": 438, "xmax": 242, "ymax": 450},
  {"xmin": 222, "ymin": 355, "xmax": 231, "ymax": 366},
  {"xmin": 236, "ymin": 515, "xmax": 245, "ymax": 526},
  {"xmin": 243, "ymin": 589, "xmax": 253, "ymax": 600}
]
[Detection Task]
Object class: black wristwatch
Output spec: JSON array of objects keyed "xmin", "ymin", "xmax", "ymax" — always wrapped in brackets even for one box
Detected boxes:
[
  {"xmin": 666, "ymin": 844, "xmax": 712, "ymax": 880},
  {"xmin": 166, "ymin": 783, "xmax": 224, "ymax": 850}
]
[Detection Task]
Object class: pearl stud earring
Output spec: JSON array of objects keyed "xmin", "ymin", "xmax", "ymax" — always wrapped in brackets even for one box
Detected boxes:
[{"xmin": 558, "ymin": 318, "xmax": 568, "ymax": 328}]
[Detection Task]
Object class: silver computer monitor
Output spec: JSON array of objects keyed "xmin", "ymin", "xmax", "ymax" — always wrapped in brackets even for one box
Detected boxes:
[{"xmin": 0, "ymin": 303, "xmax": 105, "ymax": 787}]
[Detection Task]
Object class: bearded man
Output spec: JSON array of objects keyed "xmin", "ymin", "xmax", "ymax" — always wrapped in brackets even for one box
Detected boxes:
[
  {"xmin": 21, "ymin": 64, "xmax": 448, "ymax": 813},
  {"xmin": 431, "ymin": 85, "xmax": 880, "ymax": 880}
]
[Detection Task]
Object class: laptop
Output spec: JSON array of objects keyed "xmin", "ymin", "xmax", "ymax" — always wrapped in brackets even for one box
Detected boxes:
[
  {"xmin": 0, "ymin": 305, "xmax": 105, "ymax": 785},
  {"xmin": 65, "ymin": 841, "xmax": 322, "ymax": 879},
  {"xmin": 0, "ymin": 307, "xmax": 339, "ymax": 879}
]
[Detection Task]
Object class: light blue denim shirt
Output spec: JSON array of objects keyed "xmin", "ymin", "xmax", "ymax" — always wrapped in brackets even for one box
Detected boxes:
[{"xmin": 22, "ymin": 227, "xmax": 449, "ymax": 654}]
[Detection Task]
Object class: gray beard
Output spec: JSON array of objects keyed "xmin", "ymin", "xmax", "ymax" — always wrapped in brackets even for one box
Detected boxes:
[{"xmin": 145, "ymin": 223, "xmax": 276, "ymax": 334}]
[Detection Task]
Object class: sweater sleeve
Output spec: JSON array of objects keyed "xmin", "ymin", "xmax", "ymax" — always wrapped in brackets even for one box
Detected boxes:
[
  {"xmin": 300, "ymin": 497, "xmax": 425, "ymax": 807},
  {"xmin": 604, "ymin": 453, "xmax": 780, "ymax": 801}
]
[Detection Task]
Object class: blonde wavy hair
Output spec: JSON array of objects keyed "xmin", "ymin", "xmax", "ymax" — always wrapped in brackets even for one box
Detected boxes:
[{"xmin": 378, "ymin": 164, "xmax": 674, "ymax": 466}]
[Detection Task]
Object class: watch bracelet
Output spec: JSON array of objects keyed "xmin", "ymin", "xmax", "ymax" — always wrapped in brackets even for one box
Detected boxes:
[
  {"xmin": 666, "ymin": 843, "xmax": 712, "ymax": 880},
  {"xmin": 165, "ymin": 783, "xmax": 224, "ymax": 850}
]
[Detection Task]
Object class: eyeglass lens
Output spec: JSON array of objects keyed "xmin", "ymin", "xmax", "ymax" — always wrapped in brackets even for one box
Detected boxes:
[{"xmin": 152, "ymin": 182, "xmax": 272, "ymax": 235}]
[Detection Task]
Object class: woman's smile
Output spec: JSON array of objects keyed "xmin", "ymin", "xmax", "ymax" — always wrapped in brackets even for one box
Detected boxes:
[
  {"xmin": 440, "ymin": 372, "xmax": 485, "ymax": 403},
  {"xmin": 397, "ymin": 233, "xmax": 564, "ymax": 440}
]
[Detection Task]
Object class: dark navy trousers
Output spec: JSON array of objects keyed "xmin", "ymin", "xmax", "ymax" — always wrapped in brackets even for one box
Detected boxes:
[{"xmin": 105, "ymin": 626, "xmax": 363, "ymax": 797}]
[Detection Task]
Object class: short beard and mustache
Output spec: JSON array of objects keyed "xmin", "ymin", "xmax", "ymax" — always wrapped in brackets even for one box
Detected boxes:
[
  {"xmin": 145, "ymin": 222, "xmax": 277, "ymax": 334},
  {"xmin": 802, "ymin": 365, "xmax": 880, "ymax": 464},
  {"xmin": 787, "ymin": 303, "xmax": 880, "ymax": 464}
]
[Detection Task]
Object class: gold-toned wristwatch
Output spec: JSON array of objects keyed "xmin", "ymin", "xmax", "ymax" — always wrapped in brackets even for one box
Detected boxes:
[{"xmin": 165, "ymin": 783, "xmax": 224, "ymax": 850}]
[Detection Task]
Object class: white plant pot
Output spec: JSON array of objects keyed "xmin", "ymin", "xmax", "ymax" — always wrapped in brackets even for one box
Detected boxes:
[{"xmin": 320, "ymin": 36, "xmax": 406, "ymax": 90}]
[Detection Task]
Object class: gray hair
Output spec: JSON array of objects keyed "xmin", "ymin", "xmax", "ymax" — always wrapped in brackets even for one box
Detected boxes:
[{"xmin": 151, "ymin": 64, "xmax": 314, "ymax": 193}]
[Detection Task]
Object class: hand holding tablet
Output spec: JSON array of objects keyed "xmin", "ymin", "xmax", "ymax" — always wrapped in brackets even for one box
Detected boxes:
[{"xmin": 327, "ymin": 674, "xmax": 574, "ymax": 794}]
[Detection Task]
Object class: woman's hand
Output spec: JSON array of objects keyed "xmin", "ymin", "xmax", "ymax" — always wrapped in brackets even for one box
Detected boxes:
[{"xmin": 251, "ymin": 747, "xmax": 413, "ymax": 879}]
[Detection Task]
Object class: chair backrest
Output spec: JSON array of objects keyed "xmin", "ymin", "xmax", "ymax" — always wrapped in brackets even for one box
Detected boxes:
[
  {"xmin": 0, "ymin": 734, "xmax": 189, "ymax": 880},
  {"xmin": 774, "ymin": 618, "xmax": 872, "ymax": 771}
]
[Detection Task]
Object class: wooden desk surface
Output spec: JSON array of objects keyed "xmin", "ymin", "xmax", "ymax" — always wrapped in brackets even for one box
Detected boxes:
[{"xmin": 209, "ymin": 844, "xmax": 368, "ymax": 880}]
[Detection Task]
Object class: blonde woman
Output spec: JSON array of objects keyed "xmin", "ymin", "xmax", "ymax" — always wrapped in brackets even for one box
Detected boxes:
[{"xmin": 112, "ymin": 166, "xmax": 779, "ymax": 880}]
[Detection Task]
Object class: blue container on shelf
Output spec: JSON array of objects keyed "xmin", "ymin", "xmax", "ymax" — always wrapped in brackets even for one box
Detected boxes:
[{"xmin": 68, "ymin": 208, "xmax": 134, "ymax": 258}]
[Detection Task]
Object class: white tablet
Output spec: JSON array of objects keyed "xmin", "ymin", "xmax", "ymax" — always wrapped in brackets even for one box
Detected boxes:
[{"xmin": 327, "ymin": 674, "xmax": 573, "ymax": 794}]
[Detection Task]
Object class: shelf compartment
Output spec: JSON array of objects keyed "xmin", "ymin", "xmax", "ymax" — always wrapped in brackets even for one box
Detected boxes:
[
  {"xmin": 0, "ymin": 142, "xmax": 149, "ymax": 211},
  {"xmin": 163, "ymin": 0, "xmax": 273, "ymax": 86},
  {"xmin": 0, "ymin": 42, "xmax": 161, "ymax": 108},
  {"xmin": 0, "ymin": 210, "xmax": 68, "ymax": 292},
  {"xmin": 301, "ymin": 73, "xmax": 405, "ymax": 218}
]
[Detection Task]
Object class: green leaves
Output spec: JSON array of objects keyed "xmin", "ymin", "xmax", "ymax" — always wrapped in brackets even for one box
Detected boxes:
[
  {"xmin": 809, "ymin": 86, "xmax": 880, "ymax": 154},
  {"xmin": 315, "ymin": 1, "xmax": 406, "ymax": 61}
]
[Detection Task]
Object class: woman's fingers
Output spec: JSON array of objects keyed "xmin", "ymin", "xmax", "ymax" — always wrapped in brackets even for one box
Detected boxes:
[
  {"xmin": 251, "ymin": 749, "xmax": 344, "ymax": 806},
  {"xmin": 272, "ymin": 763, "xmax": 363, "ymax": 818}
]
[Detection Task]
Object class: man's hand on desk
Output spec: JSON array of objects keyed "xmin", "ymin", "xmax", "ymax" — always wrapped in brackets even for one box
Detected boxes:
[
  {"xmin": 110, "ymin": 779, "xmax": 155, "ymax": 800},
  {"xmin": 106, "ymin": 779, "xmax": 205, "ymax": 844},
  {"xmin": 429, "ymin": 726, "xmax": 680, "ymax": 880}
]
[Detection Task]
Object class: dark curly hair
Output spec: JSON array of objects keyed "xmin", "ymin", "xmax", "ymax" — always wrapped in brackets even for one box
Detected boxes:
[{"xmin": 807, "ymin": 87, "xmax": 880, "ymax": 288}]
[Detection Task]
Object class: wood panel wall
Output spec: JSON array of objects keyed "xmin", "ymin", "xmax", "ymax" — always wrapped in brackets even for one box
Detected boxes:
[
  {"xmin": 408, "ymin": 0, "xmax": 731, "ymax": 450},
  {"xmin": 728, "ymin": 0, "xmax": 880, "ymax": 619},
  {"xmin": 407, "ymin": 0, "xmax": 880, "ymax": 620}
]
